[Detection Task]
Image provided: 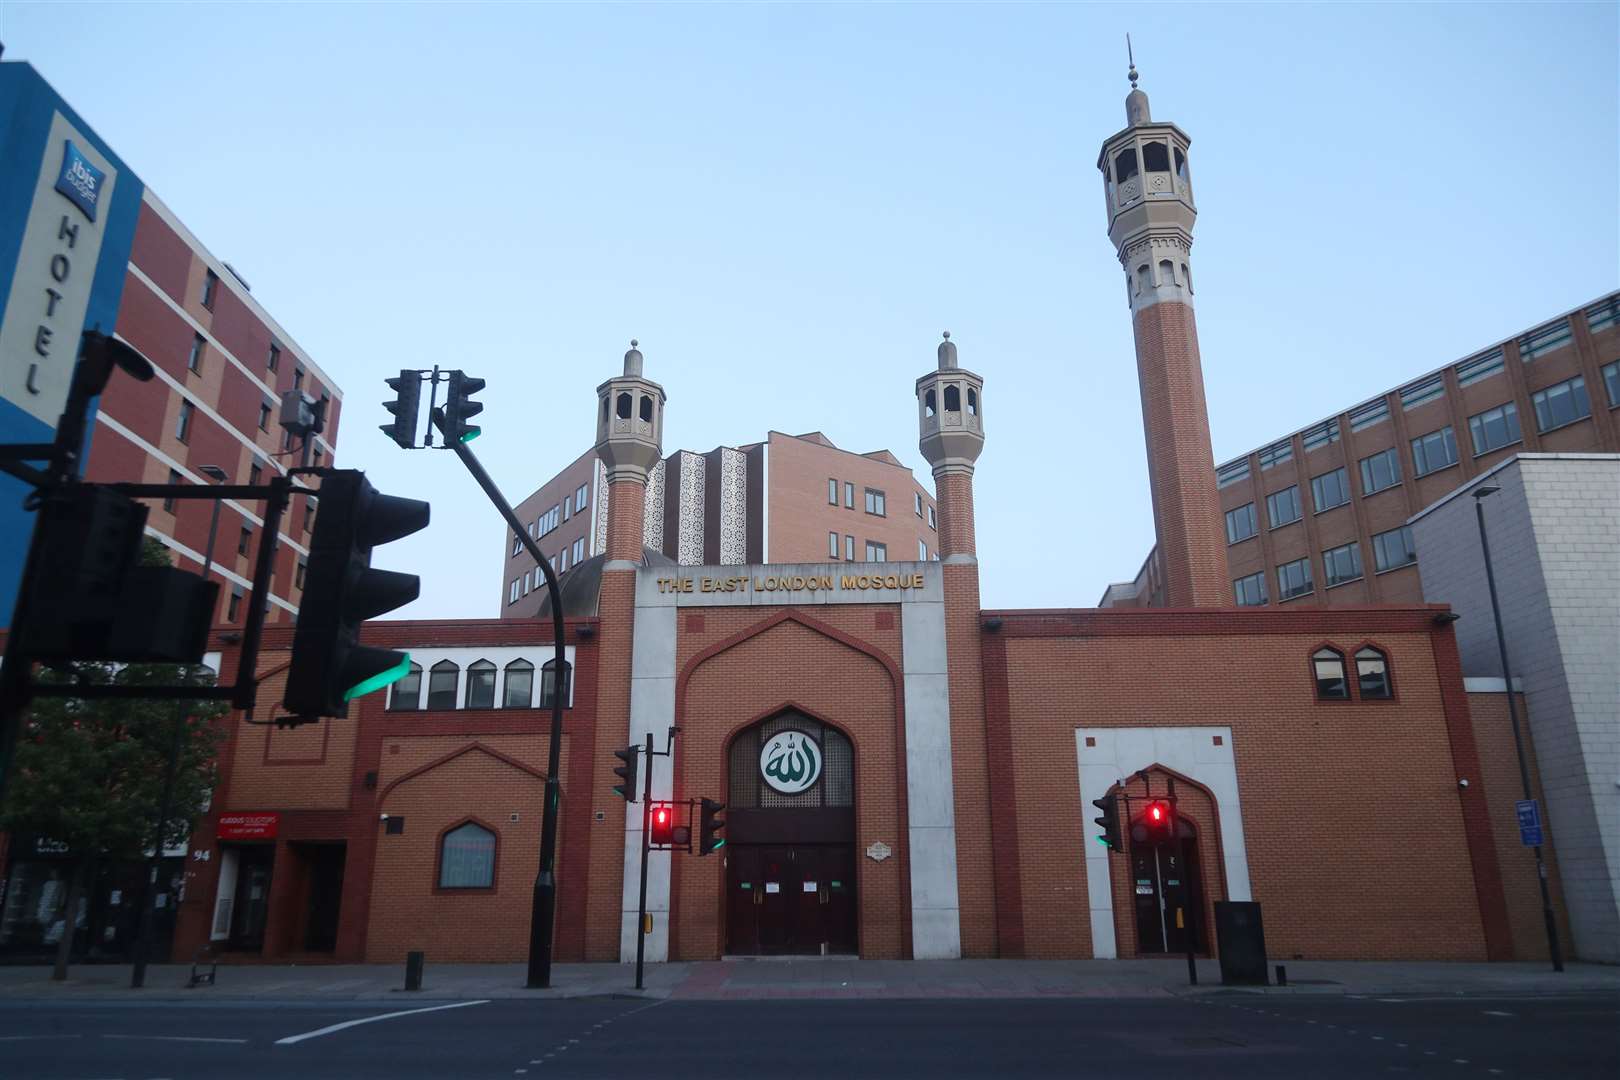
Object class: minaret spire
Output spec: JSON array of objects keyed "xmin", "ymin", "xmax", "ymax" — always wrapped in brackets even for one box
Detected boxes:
[
  {"xmin": 1127, "ymin": 33, "xmax": 1138, "ymax": 88},
  {"xmin": 1124, "ymin": 34, "xmax": 1151, "ymax": 126}
]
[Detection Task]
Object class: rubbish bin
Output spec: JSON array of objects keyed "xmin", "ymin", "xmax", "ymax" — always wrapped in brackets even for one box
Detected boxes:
[{"xmin": 1214, "ymin": 901, "xmax": 1268, "ymax": 985}]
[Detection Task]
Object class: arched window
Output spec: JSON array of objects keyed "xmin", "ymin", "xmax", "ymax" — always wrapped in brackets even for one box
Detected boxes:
[
  {"xmin": 1356, "ymin": 647, "xmax": 1392, "ymax": 699},
  {"xmin": 601, "ymin": 397, "xmax": 609, "ymax": 422},
  {"xmin": 615, "ymin": 392, "xmax": 632, "ymax": 420},
  {"xmin": 729, "ymin": 712, "xmax": 855, "ymax": 809},
  {"xmin": 438, "ymin": 822, "xmax": 496, "ymax": 889},
  {"xmin": 1136, "ymin": 264, "xmax": 1151, "ymax": 295},
  {"xmin": 539, "ymin": 659, "xmax": 573, "ymax": 710},
  {"xmin": 1158, "ymin": 259, "xmax": 1175, "ymax": 287},
  {"xmin": 426, "ymin": 660, "xmax": 459, "ymax": 710},
  {"xmin": 639, "ymin": 395, "xmax": 653, "ymax": 423},
  {"xmin": 503, "ymin": 659, "xmax": 534, "ymax": 709},
  {"xmin": 1142, "ymin": 141, "xmax": 1170, "ymax": 173},
  {"xmin": 924, "ymin": 388, "xmax": 936, "ymax": 417},
  {"xmin": 1114, "ymin": 147, "xmax": 1139, "ymax": 183},
  {"xmin": 943, "ymin": 385, "xmax": 961, "ymax": 412},
  {"xmin": 465, "ymin": 660, "xmax": 496, "ymax": 709},
  {"xmin": 967, "ymin": 388, "xmax": 978, "ymax": 416},
  {"xmin": 388, "ymin": 663, "xmax": 422, "ymax": 711},
  {"xmin": 1313, "ymin": 647, "xmax": 1349, "ymax": 700},
  {"xmin": 1181, "ymin": 263, "xmax": 1192, "ymax": 294},
  {"xmin": 1175, "ymin": 146, "xmax": 1189, "ymax": 181}
]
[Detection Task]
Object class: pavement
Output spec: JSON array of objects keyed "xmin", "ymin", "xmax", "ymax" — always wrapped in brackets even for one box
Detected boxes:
[{"xmin": 0, "ymin": 955, "xmax": 1615, "ymax": 1002}]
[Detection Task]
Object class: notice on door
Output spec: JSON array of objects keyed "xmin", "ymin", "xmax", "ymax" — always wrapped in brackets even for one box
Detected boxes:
[
  {"xmin": 803, "ymin": 881, "xmax": 817, "ymax": 893},
  {"xmin": 765, "ymin": 882, "xmax": 780, "ymax": 894}
]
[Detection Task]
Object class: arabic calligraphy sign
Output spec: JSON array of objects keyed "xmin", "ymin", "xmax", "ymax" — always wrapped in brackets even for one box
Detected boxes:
[{"xmin": 759, "ymin": 729, "xmax": 823, "ymax": 794}]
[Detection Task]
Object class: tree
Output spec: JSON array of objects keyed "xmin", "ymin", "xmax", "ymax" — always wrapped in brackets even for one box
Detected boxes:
[{"xmin": 0, "ymin": 539, "xmax": 226, "ymax": 979}]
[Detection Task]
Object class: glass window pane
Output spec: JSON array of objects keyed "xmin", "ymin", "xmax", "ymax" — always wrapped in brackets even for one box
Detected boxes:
[
  {"xmin": 466, "ymin": 662, "xmax": 496, "ymax": 709},
  {"xmin": 427, "ymin": 662, "xmax": 459, "ymax": 710},
  {"xmin": 1314, "ymin": 649, "xmax": 1348, "ymax": 699},
  {"xmin": 439, "ymin": 823, "xmax": 495, "ymax": 888},
  {"xmin": 1356, "ymin": 648, "xmax": 1391, "ymax": 699},
  {"xmin": 389, "ymin": 665, "xmax": 422, "ymax": 711},
  {"xmin": 503, "ymin": 662, "xmax": 533, "ymax": 708}
]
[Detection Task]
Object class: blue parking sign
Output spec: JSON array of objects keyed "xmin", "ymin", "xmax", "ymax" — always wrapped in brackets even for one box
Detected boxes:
[{"xmin": 1516, "ymin": 799, "xmax": 1544, "ymax": 847}]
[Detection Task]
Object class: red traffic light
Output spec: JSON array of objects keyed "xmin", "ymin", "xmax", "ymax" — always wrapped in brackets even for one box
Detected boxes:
[
  {"xmin": 650, "ymin": 801, "xmax": 675, "ymax": 846},
  {"xmin": 1148, "ymin": 802, "xmax": 1165, "ymax": 822}
]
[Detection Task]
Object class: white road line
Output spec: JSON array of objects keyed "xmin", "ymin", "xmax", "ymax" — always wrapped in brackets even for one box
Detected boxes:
[
  {"xmin": 0, "ymin": 1035, "xmax": 81, "ymax": 1041},
  {"xmin": 274, "ymin": 1000, "xmax": 490, "ymax": 1046},
  {"xmin": 1482, "ymin": 1010, "xmax": 1514, "ymax": 1017},
  {"xmin": 103, "ymin": 1035, "xmax": 249, "ymax": 1045}
]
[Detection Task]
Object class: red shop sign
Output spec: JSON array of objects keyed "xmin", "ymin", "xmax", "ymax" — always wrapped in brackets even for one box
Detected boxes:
[{"xmin": 217, "ymin": 812, "xmax": 279, "ymax": 841}]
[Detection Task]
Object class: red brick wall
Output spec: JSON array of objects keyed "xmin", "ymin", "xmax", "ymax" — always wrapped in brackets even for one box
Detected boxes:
[
  {"xmin": 607, "ymin": 479, "xmax": 646, "ymax": 563},
  {"xmin": 767, "ymin": 433, "xmax": 939, "ymax": 563}
]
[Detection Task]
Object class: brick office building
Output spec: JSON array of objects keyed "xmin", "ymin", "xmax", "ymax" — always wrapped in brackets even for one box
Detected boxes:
[
  {"xmin": 500, "ymin": 426, "xmax": 939, "ymax": 618},
  {"xmin": 161, "ymin": 72, "xmax": 1569, "ymax": 968}
]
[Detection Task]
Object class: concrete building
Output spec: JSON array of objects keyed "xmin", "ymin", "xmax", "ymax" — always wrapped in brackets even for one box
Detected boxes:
[
  {"xmin": 0, "ymin": 59, "xmax": 340, "ymax": 628},
  {"xmin": 1409, "ymin": 454, "xmax": 1619, "ymax": 963},
  {"xmin": 1105, "ymin": 294, "xmax": 1620, "ymax": 609},
  {"xmin": 499, "ymin": 427, "xmax": 939, "ymax": 618},
  {"xmin": 139, "ymin": 69, "xmax": 1570, "ymax": 970}
]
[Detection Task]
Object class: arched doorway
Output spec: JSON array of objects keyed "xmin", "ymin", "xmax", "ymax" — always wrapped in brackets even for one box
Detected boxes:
[
  {"xmin": 1128, "ymin": 810, "xmax": 1208, "ymax": 955},
  {"xmin": 724, "ymin": 711, "xmax": 856, "ymax": 956}
]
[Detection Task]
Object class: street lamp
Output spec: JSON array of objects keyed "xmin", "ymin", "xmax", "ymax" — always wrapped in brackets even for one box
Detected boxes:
[
  {"xmin": 1471, "ymin": 484, "xmax": 1564, "ymax": 972},
  {"xmin": 131, "ymin": 462, "xmax": 228, "ymax": 989}
]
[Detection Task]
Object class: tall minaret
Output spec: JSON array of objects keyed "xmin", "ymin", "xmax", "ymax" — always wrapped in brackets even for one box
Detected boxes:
[
  {"xmin": 595, "ymin": 340, "xmax": 666, "ymax": 564},
  {"xmin": 916, "ymin": 331, "xmax": 985, "ymax": 559},
  {"xmin": 1098, "ymin": 56, "xmax": 1229, "ymax": 607}
]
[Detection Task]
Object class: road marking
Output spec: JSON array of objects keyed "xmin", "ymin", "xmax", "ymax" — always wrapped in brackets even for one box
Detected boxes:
[
  {"xmin": 1452, "ymin": 1059, "xmax": 1469, "ymax": 1065},
  {"xmin": 0, "ymin": 1035, "xmax": 82, "ymax": 1041},
  {"xmin": 274, "ymin": 1000, "xmax": 490, "ymax": 1045},
  {"xmin": 1372, "ymin": 1035, "xmax": 1385, "ymax": 1041},
  {"xmin": 104, "ymin": 1035, "xmax": 249, "ymax": 1045},
  {"xmin": 1482, "ymin": 1010, "xmax": 1514, "ymax": 1017}
]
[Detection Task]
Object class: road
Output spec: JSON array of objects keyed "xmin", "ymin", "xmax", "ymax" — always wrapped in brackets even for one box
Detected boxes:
[{"xmin": 0, "ymin": 993, "xmax": 1615, "ymax": 1078}]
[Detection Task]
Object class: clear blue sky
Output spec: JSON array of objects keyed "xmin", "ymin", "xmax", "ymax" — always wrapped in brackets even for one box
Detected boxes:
[{"xmin": 4, "ymin": 2, "xmax": 1615, "ymax": 617}]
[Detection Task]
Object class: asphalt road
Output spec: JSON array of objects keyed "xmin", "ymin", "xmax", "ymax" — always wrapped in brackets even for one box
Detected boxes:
[{"xmin": 0, "ymin": 993, "xmax": 1615, "ymax": 1079}]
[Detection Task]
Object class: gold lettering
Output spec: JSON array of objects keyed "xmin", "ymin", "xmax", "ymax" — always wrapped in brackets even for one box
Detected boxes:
[
  {"xmin": 884, "ymin": 574, "xmax": 899, "ymax": 588},
  {"xmin": 819, "ymin": 575, "xmax": 833, "ymax": 589},
  {"xmin": 700, "ymin": 577, "xmax": 714, "ymax": 592},
  {"xmin": 841, "ymin": 575, "xmax": 858, "ymax": 589}
]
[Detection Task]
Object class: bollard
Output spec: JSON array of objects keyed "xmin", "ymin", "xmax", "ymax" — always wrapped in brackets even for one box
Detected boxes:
[
  {"xmin": 405, "ymin": 950, "xmax": 425, "ymax": 992},
  {"xmin": 1275, "ymin": 963, "xmax": 1287, "ymax": 986}
]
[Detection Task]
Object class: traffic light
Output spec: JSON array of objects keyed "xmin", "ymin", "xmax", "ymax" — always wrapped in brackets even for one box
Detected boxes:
[
  {"xmin": 443, "ymin": 370, "xmax": 485, "ymax": 443},
  {"xmin": 649, "ymin": 802, "xmax": 675, "ymax": 847},
  {"xmin": 699, "ymin": 798, "xmax": 726, "ymax": 855},
  {"xmin": 284, "ymin": 470, "xmax": 430, "ymax": 720},
  {"xmin": 1091, "ymin": 792, "xmax": 1123, "ymax": 852},
  {"xmin": 612, "ymin": 745, "xmax": 640, "ymax": 802},
  {"xmin": 1142, "ymin": 800, "xmax": 1175, "ymax": 847},
  {"xmin": 380, "ymin": 370, "xmax": 421, "ymax": 449}
]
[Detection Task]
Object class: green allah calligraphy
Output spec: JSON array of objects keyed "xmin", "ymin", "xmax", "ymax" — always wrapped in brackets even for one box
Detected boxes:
[{"xmin": 761, "ymin": 731, "xmax": 822, "ymax": 792}]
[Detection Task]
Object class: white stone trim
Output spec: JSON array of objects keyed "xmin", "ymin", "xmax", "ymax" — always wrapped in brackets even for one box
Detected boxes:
[
  {"xmin": 1463, "ymin": 677, "xmax": 1525, "ymax": 693},
  {"xmin": 382, "ymin": 645, "xmax": 576, "ymax": 711},
  {"xmin": 620, "ymin": 602, "xmax": 676, "ymax": 962},
  {"xmin": 901, "ymin": 598, "xmax": 961, "ymax": 958},
  {"xmin": 1075, "ymin": 726, "xmax": 1249, "ymax": 959}
]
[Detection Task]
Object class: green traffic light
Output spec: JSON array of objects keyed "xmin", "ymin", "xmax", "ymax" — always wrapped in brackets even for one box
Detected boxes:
[
  {"xmin": 459, "ymin": 428, "xmax": 480, "ymax": 443},
  {"xmin": 345, "ymin": 653, "xmax": 413, "ymax": 702},
  {"xmin": 711, "ymin": 839, "xmax": 726, "ymax": 852}
]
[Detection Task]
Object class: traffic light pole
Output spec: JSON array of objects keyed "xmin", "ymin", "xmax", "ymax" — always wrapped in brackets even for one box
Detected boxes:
[
  {"xmin": 429, "ymin": 409, "xmax": 568, "ymax": 989},
  {"xmin": 635, "ymin": 731, "xmax": 654, "ymax": 991}
]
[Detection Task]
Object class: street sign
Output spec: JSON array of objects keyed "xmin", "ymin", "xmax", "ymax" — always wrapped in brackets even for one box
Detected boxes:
[{"xmin": 1515, "ymin": 799, "xmax": 1544, "ymax": 847}]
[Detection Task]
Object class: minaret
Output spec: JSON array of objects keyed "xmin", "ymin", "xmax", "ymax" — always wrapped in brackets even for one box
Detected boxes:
[
  {"xmin": 1098, "ymin": 56, "xmax": 1230, "ymax": 607},
  {"xmin": 595, "ymin": 340, "xmax": 665, "ymax": 564},
  {"xmin": 916, "ymin": 331, "xmax": 985, "ymax": 559}
]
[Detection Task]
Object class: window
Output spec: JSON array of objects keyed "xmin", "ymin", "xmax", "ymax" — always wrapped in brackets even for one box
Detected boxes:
[
  {"xmin": 523, "ymin": 571, "xmax": 532, "ymax": 595},
  {"xmin": 249, "ymin": 463, "xmax": 262, "ymax": 486},
  {"xmin": 1216, "ymin": 459, "xmax": 1251, "ymax": 488},
  {"xmin": 828, "ymin": 479, "xmax": 838, "ymax": 505},
  {"xmin": 561, "ymin": 499, "xmax": 570, "ymax": 523},
  {"xmin": 1468, "ymin": 402, "xmax": 1522, "ymax": 455},
  {"xmin": 1175, "ymin": 146, "xmax": 1188, "ymax": 180},
  {"xmin": 388, "ymin": 663, "xmax": 422, "ymax": 710},
  {"xmin": 615, "ymin": 391, "xmax": 631, "ymax": 419},
  {"xmin": 844, "ymin": 482, "xmax": 854, "ymax": 509},
  {"xmin": 829, "ymin": 531, "xmax": 840, "ymax": 558},
  {"xmin": 1310, "ymin": 468, "xmax": 1351, "ymax": 512},
  {"xmin": 1313, "ymin": 647, "xmax": 1349, "ymax": 700},
  {"xmin": 915, "ymin": 492, "xmax": 923, "ymax": 517},
  {"xmin": 558, "ymin": 548, "xmax": 568, "ymax": 573},
  {"xmin": 638, "ymin": 395, "xmax": 652, "ymax": 423},
  {"xmin": 1372, "ymin": 526, "xmax": 1417, "ymax": 573},
  {"xmin": 1531, "ymin": 375, "xmax": 1590, "ymax": 432},
  {"xmin": 292, "ymin": 366, "xmax": 304, "ymax": 392},
  {"xmin": 1356, "ymin": 647, "xmax": 1392, "ymax": 699},
  {"xmin": 1301, "ymin": 419, "xmax": 1340, "ymax": 451},
  {"xmin": 1603, "ymin": 361, "xmax": 1620, "ymax": 407},
  {"xmin": 1348, "ymin": 399, "xmax": 1389, "ymax": 433},
  {"xmin": 1278, "ymin": 557, "xmax": 1313, "ymax": 601},
  {"xmin": 864, "ymin": 489, "xmax": 886, "ymax": 516},
  {"xmin": 1233, "ymin": 571, "xmax": 1267, "ymax": 607},
  {"xmin": 1518, "ymin": 320, "xmax": 1573, "ymax": 362},
  {"xmin": 845, "ymin": 534, "xmax": 854, "ymax": 561},
  {"xmin": 1322, "ymin": 541, "xmax": 1363, "ymax": 587},
  {"xmin": 1266, "ymin": 485, "xmax": 1302, "ymax": 528},
  {"xmin": 1142, "ymin": 141, "xmax": 1170, "ymax": 172},
  {"xmin": 187, "ymin": 334, "xmax": 205, "ymax": 374},
  {"xmin": 927, "ymin": 505, "xmax": 936, "ymax": 530},
  {"xmin": 503, "ymin": 660, "xmax": 533, "ymax": 709},
  {"xmin": 1358, "ymin": 448, "xmax": 1401, "ymax": 495},
  {"xmin": 267, "ymin": 343, "xmax": 281, "ymax": 372},
  {"xmin": 175, "ymin": 399, "xmax": 194, "ymax": 443},
  {"xmin": 575, "ymin": 484, "xmax": 589, "ymax": 513},
  {"xmin": 1410, "ymin": 426, "xmax": 1459, "ymax": 476},
  {"xmin": 426, "ymin": 661, "xmax": 459, "ymax": 710},
  {"xmin": 303, "ymin": 499, "xmax": 316, "ymax": 533},
  {"xmin": 438, "ymin": 822, "xmax": 495, "ymax": 889},
  {"xmin": 238, "ymin": 526, "xmax": 252, "ymax": 556},
  {"xmin": 1399, "ymin": 374, "xmax": 1445, "ymax": 411},
  {"xmin": 295, "ymin": 557, "xmax": 307, "ymax": 589},
  {"xmin": 512, "ymin": 534, "xmax": 523, "ymax": 556},
  {"xmin": 539, "ymin": 660, "xmax": 572, "ymax": 709},
  {"xmin": 1225, "ymin": 503, "xmax": 1257, "ymax": 544},
  {"xmin": 944, "ymin": 385, "xmax": 961, "ymax": 413},
  {"xmin": 226, "ymin": 585, "xmax": 243, "ymax": 623},
  {"xmin": 1258, "ymin": 440, "xmax": 1293, "ymax": 470},
  {"xmin": 918, "ymin": 539, "xmax": 928, "ymax": 561},
  {"xmin": 1114, "ymin": 146, "xmax": 1139, "ymax": 183},
  {"xmin": 201, "ymin": 269, "xmax": 218, "ymax": 309},
  {"xmin": 163, "ymin": 468, "xmax": 181, "ymax": 513},
  {"xmin": 1456, "ymin": 348, "xmax": 1505, "ymax": 387},
  {"xmin": 537, "ymin": 505, "xmax": 561, "ymax": 536},
  {"xmin": 572, "ymin": 538, "xmax": 584, "ymax": 564},
  {"xmin": 509, "ymin": 579, "xmax": 519, "ymax": 605},
  {"xmin": 1588, "ymin": 295, "xmax": 1620, "ymax": 333},
  {"xmin": 866, "ymin": 541, "xmax": 887, "ymax": 562}
]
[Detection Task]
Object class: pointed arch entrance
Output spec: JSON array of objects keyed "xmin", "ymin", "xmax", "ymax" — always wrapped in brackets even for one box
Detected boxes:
[
  {"xmin": 724, "ymin": 709, "xmax": 857, "ymax": 956},
  {"xmin": 1128, "ymin": 808, "xmax": 1208, "ymax": 956}
]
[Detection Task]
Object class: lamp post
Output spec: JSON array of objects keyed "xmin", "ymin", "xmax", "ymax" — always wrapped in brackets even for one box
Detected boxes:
[
  {"xmin": 1471, "ymin": 484, "xmax": 1564, "ymax": 972},
  {"xmin": 131, "ymin": 463, "xmax": 228, "ymax": 989}
]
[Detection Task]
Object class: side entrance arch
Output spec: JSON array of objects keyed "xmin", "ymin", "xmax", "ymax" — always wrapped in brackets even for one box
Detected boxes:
[
  {"xmin": 1127, "ymin": 809, "xmax": 1208, "ymax": 955},
  {"xmin": 724, "ymin": 710, "xmax": 857, "ymax": 956}
]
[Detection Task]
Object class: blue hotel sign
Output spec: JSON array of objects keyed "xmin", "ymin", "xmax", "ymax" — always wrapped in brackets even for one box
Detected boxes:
[{"xmin": 54, "ymin": 140, "xmax": 106, "ymax": 222}]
